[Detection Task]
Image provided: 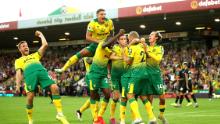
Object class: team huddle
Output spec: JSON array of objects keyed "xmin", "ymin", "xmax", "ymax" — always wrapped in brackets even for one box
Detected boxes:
[{"xmin": 15, "ymin": 9, "xmax": 168, "ymax": 124}]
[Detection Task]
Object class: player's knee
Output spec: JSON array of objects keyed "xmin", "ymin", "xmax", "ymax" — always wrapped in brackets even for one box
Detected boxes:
[
  {"xmin": 113, "ymin": 92, "xmax": 120, "ymax": 100},
  {"xmin": 104, "ymin": 93, "xmax": 110, "ymax": 100},
  {"xmin": 113, "ymin": 97, "xmax": 119, "ymax": 102},
  {"xmin": 159, "ymin": 98, "xmax": 165, "ymax": 105},
  {"xmin": 27, "ymin": 92, "xmax": 34, "ymax": 98},
  {"xmin": 140, "ymin": 95, "xmax": 147, "ymax": 101},
  {"xmin": 121, "ymin": 98, "xmax": 127, "ymax": 103},
  {"xmin": 113, "ymin": 98, "xmax": 119, "ymax": 103},
  {"xmin": 50, "ymin": 84, "xmax": 59, "ymax": 93},
  {"xmin": 90, "ymin": 91, "xmax": 97, "ymax": 99},
  {"xmin": 127, "ymin": 93, "xmax": 134, "ymax": 99}
]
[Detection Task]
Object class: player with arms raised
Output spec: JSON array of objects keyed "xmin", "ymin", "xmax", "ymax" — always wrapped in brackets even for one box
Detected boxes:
[
  {"xmin": 55, "ymin": 8, "xmax": 114, "ymax": 73},
  {"xmin": 15, "ymin": 31, "xmax": 69, "ymax": 124}
]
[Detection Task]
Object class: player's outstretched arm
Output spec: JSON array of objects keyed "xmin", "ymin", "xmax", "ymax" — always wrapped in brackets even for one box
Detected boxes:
[
  {"xmin": 102, "ymin": 29, "xmax": 125, "ymax": 48},
  {"xmin": 36, "ymin": 31, "xmax": 48, "ymax": 57},
  {"xmin": 15, "ymin": 69, "xmax": 23, "ymax": 93}
]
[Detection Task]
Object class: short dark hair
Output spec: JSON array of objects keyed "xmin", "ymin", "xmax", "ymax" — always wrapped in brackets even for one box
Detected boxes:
[
  {"xmin": 96, "ymin": 8, "xmax": 105, "ymax": 14},
  {"xmin": 16, "ymin": 41, "xmax": 27, "ymax": 48}
]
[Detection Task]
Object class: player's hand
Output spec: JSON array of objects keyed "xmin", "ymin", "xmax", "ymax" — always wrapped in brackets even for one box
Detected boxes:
[
  {"xmin": 140, "ymin": 37, "xmax": 145, "ymax": 42},
  {"xmin": 118, "ymin": 29, "xmax": 125, "ymax": 35},
  {"xmin": 35, "ymin": 30, "xmax": 43, "ymax": 37},
  {"xmin": 129, "ymin": 38, "xmax": 140, "ymax": 46},
  {"xmin": 54, "ymin": 68, "xmax": 63, "ymax": 73},
  {"xmin": 140, "ymin": 38, "xmax": 146, "ymax": 44}
]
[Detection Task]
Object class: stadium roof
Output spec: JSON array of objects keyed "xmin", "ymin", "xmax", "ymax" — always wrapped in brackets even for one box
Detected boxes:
[{"xmin": 0, "ymin": 9, "xmax": 220, "ymax": 49}]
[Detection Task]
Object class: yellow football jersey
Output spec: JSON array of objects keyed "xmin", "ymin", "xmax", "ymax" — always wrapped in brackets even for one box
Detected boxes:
[
  {"xmin": 123, "ymin": 46, "xmax": 129, "ymax": 69},
  {"xmin": 15, "ymin": 52, "xmax": 45, "ymax": 75},
  {"xmin": 90, "ymin": 41, "xmax": 112, "ymax": 75},
  {"xmin": 92, "ymin": 41, "xmax": 112, "ymax": 67},
  {"xmin": 128, "ymin": 43, "xmax": 146, "ymax": 68},
  {"xmin": 111, "ymin": 44, "xmax": 124, "ymax": 68},
  {"xmin": 87, "ymin": 18, "xmax": 114, "ymax": 41},
  {"xmin": 146, "ymin": 45, "xmax": 164, "ymax": 68}
]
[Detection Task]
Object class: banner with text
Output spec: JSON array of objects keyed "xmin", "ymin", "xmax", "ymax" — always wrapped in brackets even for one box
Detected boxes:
[
  {"xmin": 0, "ymin": 21, "xmax": 17, "ymax": 31},
  {"xmin": 18, "ymin": 9, "xmax": 118, "ymax": 29},
  {"xmin": 119, "ymin": 0, "xmax": 220, "ymax": 18}
]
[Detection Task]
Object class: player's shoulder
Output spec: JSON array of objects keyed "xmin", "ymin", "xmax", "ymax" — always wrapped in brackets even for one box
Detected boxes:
[
  {"xmin": 128, "ymin": 44, "xmax": 135, "ymax": 49},
  {"xmin": 97, "ymin": 41, "xmax": 105, "ymax": 47},
  {"xmin": 105, "ymin": 18, "xmax": 112, "ymax": 22},
  {"xmin": 15, "ymin": 57, "xmax": 22, "ymax": 63},
  {"xmin": 131, "ymin": 43, "xmax": 142, "ymax": 49},
  {"xmin": 156, "ymin": 45, "xmax": 164, "ymax": 52},
  {"xmin": 88, "ymin": 19, "xmax": 98, "ymax": 25},
  {"xmin": 31, "ymin": 51, "xmax": 41, "ymax": 56},
  {"xmin": 155, "ymin": 44, "xmax": 163, "ymax": 48},
  {"xmin": 113, "ymin": 44, "xmax": 120, "ymax": 49}
]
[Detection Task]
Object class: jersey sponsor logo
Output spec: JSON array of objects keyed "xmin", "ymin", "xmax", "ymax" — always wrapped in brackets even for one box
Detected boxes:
[
  {"xmin": 97, "ymin": 32, "xmax": 108, "ymax": 36},
  {"xmin": 104, "ymin": 22, "xmax": 109, "ymax": 27},
  {"xmin": 87, "ymin": 26, "xmax": 92, "ymax": 31},
  {"xmin": 191, "ymin": 0, "xmax": 199, "ymax": 9},
  {"xmin": 23, "ymin": 57, "xmax": 35, "ymax": 63},
  {"xmin": 128, "ymin": 49, "xmax": 132, "ymax": 54}
]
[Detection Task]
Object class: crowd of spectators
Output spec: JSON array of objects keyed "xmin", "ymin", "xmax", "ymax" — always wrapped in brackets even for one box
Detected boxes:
[{"xmin": 161, "ymin": 43, "xmax": 220, "ymax": 92}]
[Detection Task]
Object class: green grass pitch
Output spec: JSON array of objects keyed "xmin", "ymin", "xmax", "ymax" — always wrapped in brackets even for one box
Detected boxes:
[{"xmin": 0, "ymin": 96, "xmax": 219, "ymax": 124}]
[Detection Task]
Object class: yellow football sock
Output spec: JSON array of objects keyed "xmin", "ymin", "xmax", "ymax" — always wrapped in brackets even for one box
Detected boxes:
[
  {"xmin": 98, "ymin": 98, "xmax": 109, "ymax": 117},
  {"xmin": 129, "ymin": 98, "xmax": 141, "ymax": 120},
  {"xmin": 143, "ymin": 99, "xmax": 155, "ymax": 120},
  {"xmin": 80, "ymin": 99, "xmax": 90, "ymax": 113},
  {"xmin": 131, "ymin": 108, "xmax": 135, "ymax": 121},
  {"xmin": 52, "ymin": 95, "xmax": 63, "ymax": 113},
  {"xmin": 110, "ymin": 100, "xmax": 118, "ymax": 119},
  {"xmin": 159, "ymin": 105, "xmax": 165, "ymax": 116},
  {"xmin": 96, "ymin": 100, "xmax": 100, "ymax": 111},
  {"xmin": 26, "ymin": 105, "xmax": 33, "ymax": 121},
  {"xmin": 120, "ymin": 101, "xmax": 126, "ymax": 122},
  {"xmin": 90, "ymin": 99, "xmax": 98, "ymax": 121},
  {"xmin": 62, "ymin": 55, "xmax": 79, "ymax": 71}
]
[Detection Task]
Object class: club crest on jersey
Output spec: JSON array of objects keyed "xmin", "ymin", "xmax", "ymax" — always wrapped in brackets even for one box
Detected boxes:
[
  {"xmin": 105, "ymin": 23, "xmax": 108, "ymax": 27},
  {"xmin": 128, "ymin": 49, "xmax": 132, "ymax": 54}
]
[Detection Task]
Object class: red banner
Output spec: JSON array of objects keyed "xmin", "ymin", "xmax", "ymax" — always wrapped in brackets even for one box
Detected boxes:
[
  {"xmin": 119, "ymin": 0, "xmax": 220, "ymax": 18},
  {"xmin": 0, "ymin": 21, "xmax": 17, "ymax": 31}
]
